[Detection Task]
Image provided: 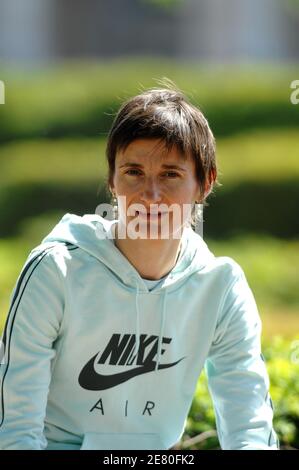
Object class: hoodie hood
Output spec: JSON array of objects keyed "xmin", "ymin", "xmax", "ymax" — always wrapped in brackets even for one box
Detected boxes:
[
  {"xmin": 43, "ymin": 213, "xmax": 215, "ymax": 373},
  {"xmin": 42, "ymin": 213, "xmax": 215, "ymax": 293}
]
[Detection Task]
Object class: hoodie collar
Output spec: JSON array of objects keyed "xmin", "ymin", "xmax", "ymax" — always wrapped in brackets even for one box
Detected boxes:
[{"xmin": 42, "ymin": 213, "xmax": 214, "ymax": 293}]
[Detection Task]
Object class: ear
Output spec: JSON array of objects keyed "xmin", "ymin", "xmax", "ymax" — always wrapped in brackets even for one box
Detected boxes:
[
  {"xmin": 195, "ymin": 183, "xmax": 211, "ymax": 203},
  {"xmin": 108, "ymin": 177, "xmax": 115, "ymax": 196}
]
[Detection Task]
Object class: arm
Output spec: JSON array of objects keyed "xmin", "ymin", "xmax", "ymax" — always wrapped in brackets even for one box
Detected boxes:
[
  {"xmin": 0, "ymin": 246, "xmax": 64, "ymax": 450},
  {"xmin": 205, "ymin": 262, "xmax": 279, "ymax": 450}
]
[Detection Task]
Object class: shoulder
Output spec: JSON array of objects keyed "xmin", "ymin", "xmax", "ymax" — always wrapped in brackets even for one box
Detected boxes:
[
  {"xmin": 210, "ymin": 257, "xmax": 259, "ymax": 334},
  {"xmin": 211, "ymin": 255, "xmax": 244, "ymax": 281},
  {"xmin": 197, "ymin": 254, "xmax": 245, "ymax": 290},
  {"xmin": 29, "ymin": 241, "xmax": 79, "ymax": 259},
  {"xmin": 25, "ymin": 241, "xmax": 81, "ymax": 277},
  {"xmin": 208, "ymin": 256, "xmax": 251, "ymax": 308}
]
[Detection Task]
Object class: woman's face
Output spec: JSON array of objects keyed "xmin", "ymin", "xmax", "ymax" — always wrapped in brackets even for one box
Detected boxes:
[{"xmin": 111, "ymin": 138, "xmax": 201, "ymax": 239}]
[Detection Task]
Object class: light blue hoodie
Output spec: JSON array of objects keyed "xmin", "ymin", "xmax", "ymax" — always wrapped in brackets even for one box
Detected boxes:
[{"xmin": 0, "ymin": 213, "xmax": 278, "ymax": 450}]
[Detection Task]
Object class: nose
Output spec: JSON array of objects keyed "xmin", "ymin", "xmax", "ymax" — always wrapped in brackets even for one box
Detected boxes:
[{"xmin": 139, "ymin": 176, "xmax": 162, "ymax": 205}]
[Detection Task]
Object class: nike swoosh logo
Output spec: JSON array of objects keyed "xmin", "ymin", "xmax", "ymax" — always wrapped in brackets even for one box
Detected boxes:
[{"xmin": 78, "ymin": 353, "xmax": 186, "ymax": 390}]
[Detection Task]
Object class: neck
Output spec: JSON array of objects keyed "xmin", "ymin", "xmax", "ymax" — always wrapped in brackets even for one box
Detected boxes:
[{"xmin": 114, "ymin": 223, "xmax": 183, "ymax": 280}]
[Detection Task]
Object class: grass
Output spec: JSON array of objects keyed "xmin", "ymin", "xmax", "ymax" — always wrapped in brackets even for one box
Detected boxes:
[{"xmin": 261, "ymin": 307, "xmax": 299, "ymax": 340}]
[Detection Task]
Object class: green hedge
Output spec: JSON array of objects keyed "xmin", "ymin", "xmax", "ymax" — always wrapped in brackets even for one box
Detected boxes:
[
  {"xmin": 0, "ymin": 181, "xmax": 108, "ymax": 237},
  {"xmin": 1, "ymin": 177, "xmax": 298, "ymax": 239},
  {"xmin": 0, "ymin": 60, "xmax": 298, "ymax": 141},
  {"xmin": 0, "ymin": 130, "xmax": 299, "ymax": 238},
  {"xmin": 205, "ymin": 178, "xmax": 299, "ymax": 239}
]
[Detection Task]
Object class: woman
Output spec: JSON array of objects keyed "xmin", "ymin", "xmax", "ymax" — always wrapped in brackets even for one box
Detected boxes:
[{"xmin": 0, "ymin": 83, "xmax": 278, "ymax": 450}]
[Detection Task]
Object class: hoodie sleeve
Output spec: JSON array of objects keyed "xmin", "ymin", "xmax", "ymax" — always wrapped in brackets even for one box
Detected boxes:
[
  {"xmin": 205, "ymin": 262, "xmax": 279, "ymax": 450},
  {"xmin": 0, "ymin": 246, "xmax": 64, "ymax": 450}
]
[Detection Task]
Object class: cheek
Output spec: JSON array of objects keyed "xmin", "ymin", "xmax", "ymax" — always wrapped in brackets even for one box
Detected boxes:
[
  {"xmin": 170, "ymin": 181, "xmax": 198, "ymax": 203},
  {"xmin": 114, "ymin": 175, "xmax": 136, "ymax": 194}
]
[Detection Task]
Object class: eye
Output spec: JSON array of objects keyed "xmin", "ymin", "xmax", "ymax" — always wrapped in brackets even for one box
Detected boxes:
[
  {"xmin": 163, "ymin": 171, "xmax": 180, "ymax": 178},
  {"xmin": 126, "ymin": 169, "xmax": 142, "ymax": 176}
]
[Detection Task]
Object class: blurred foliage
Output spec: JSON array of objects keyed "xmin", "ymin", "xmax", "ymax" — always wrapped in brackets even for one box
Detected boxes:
[
  {"xmin": 206, "ymin": 178, "xmax": 299, "ymax": 239},
  {"xmin": 1, "ymin": 129, "xmax": 298, "ymax": 187},
  {"xmin": 140, "ymin": 0, "xmax": 183, "ymax": 10},
  {"xmin": 217, "ymin": 129, "xmax": 299, "ymax": 183},
  {"xmin": 0, "ymin": 139, "xmax": 107, "ymax": 186},
  {"xmin": 285, "ymin": 0, "xmax": 299, "ymax": 11},
  {"xmin": 0, "ymin": 60, "xmax": 298, "ymax": 142},
  {"xmin": 208, "ymin": 235, "xmax": 299, "ymax": 313},
  {"xmin": 0, "ymin": 129, "xmax": 299, "ymax": 239}
]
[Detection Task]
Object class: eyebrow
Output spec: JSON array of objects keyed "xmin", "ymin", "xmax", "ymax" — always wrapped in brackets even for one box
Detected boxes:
[{"xmin": 119, "ymin": 162, "xmax": 187, "ymax": 172}]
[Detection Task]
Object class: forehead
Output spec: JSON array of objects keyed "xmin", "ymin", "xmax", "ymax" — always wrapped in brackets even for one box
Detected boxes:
[{"xmin": 116, "ymin": 138, "xmax": 193, "ymax": 166}]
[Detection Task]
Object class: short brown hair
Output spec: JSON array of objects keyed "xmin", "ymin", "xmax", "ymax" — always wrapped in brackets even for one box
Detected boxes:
[{"xmin": 105, "ymin": 80, "xmax": 218, "ymax": 208}]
